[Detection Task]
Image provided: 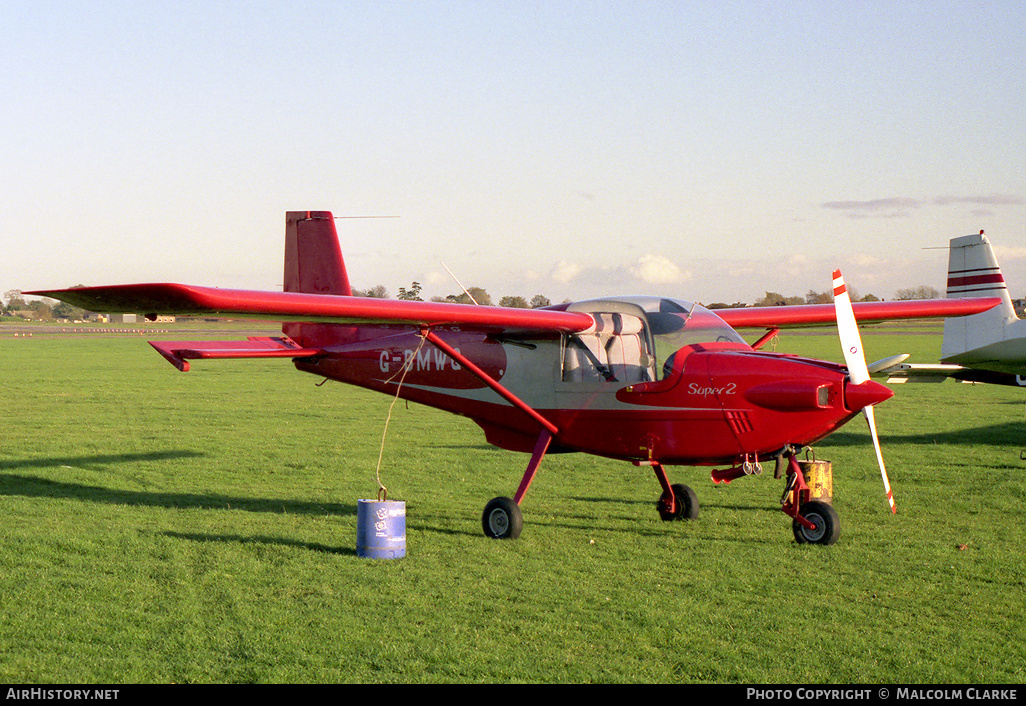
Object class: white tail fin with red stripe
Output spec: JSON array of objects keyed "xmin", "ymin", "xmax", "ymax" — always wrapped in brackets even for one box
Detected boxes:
[{"xmin": 942, "ymin": 232, "xmax": 1023, "ymax": 367}]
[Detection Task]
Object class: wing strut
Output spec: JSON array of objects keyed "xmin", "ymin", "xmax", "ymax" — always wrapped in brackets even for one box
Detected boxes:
[
  {"xmin": 420, "ymin": 327, "xmax": 558, "ymax": 509},
  {"xmin": 513, "ymin": 430, "xmax": 554, "ymax": 504}
]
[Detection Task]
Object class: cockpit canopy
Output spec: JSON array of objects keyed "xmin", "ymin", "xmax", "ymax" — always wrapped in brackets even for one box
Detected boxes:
[{"xmin": 562, "ymin": 297, "xmax": 750, "ymax": 383}]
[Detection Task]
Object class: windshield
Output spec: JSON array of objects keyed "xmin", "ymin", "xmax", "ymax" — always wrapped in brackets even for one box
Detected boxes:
[
  {"xmin": 647, "ymin": 302, "xmax": 748, "ymax": 378},
  {"xmin": 648, "ymin": 305, "xmax": 747, "ymax": 348}
]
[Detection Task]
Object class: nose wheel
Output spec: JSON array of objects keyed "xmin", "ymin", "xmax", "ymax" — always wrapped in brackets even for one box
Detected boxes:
[
  {"xmin": 792, "ymin": 500, "xmax": 840, "ymax": 545},
  {"xmin": 782, "ymin": 455, "xmax": 840, "ymax": 545}
]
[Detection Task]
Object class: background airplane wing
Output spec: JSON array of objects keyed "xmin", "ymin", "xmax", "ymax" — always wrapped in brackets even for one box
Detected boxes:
[
  {"xmin": 874, "ymin": 361, "xmax": 1026, "ymax": 387},
  {"xmin": 29, "ymin": 283, "xmax": 595, "ymax": 333},
  {"xmin": 714, "ymin": 297, "xmax": 1002, "ymax": 329}
]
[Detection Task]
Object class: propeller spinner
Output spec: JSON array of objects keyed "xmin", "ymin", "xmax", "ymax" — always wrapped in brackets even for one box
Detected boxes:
[{"xmin": 832, "ymin": 269, "xmax": 898, "ymax": 514}]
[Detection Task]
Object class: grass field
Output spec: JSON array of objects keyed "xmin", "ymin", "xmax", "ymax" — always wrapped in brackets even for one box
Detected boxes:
[{"xmin": 1, "ymin": 322, "xmax": 1023, "ymax": 683}]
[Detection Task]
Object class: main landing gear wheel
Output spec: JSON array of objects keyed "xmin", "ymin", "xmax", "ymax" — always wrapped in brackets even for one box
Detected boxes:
[
  {"xmin": 792, "ymin": 500, "xmax": 840, "ymax": 545},
  {"xmin": 482, "ymin": 497, "xmax": 523, "ymax": 539},
  {"xmin": 657, "ymin": 483, "xmax": 699, "ymax": 521}
]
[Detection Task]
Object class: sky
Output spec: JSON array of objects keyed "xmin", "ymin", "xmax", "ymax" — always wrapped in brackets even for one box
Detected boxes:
[{"xmin": 3, "ymin": 0, "xmax": 1025, "ymax": 306}]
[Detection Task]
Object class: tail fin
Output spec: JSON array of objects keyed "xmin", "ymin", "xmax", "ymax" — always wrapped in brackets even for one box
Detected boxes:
[
  {"xmin": 942, "ymin": 231, "xmax": 1018, "ymax": 362},
  {"xmin": 284, "ymin": 211, "xmax": 352, "ymax": 295}
]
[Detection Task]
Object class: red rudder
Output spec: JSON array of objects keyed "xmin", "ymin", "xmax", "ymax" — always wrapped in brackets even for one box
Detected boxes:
[{"xmin": 284, "ymin": 211, "xmax": 352, "ymax": 295}]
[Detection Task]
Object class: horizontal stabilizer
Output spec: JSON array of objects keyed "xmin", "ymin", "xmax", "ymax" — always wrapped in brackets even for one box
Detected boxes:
[
  {"xmin": 879, "ymin": 362, "xmax": 963, "ymax": 384},
  {"xmin": 150, "ymin": 337, "xmax": 321, "ymax": 372},
  {"xmin": 867, "ymin": 354, "xmax": 909, "ymax": 374}
]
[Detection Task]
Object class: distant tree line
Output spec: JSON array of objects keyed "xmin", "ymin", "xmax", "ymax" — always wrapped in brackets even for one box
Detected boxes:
[
  {"xmin": 2, "ymin": 289, "xmax": 86, "ymax": 321},
  {"xmin": 356, "ymin": 282, "xmax": 951, "ymax": 310},
  {"xmin": 355, "ymin": 282, "xmax": 556, "ymax": 308},
  {"xmin": 709, "ymin": 287, "xmax": 879, "ymax": 309},
  {"xmin": 894, "ymin": 285, "xmax": 941, "ymax": 300},
  {"xmin": 707, "ymin": 285, "xmax": 940, "ymax": 310}
]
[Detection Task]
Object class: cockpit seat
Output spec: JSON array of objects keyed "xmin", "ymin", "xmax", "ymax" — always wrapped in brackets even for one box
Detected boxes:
[{"xmin": 604, "ymin": 313, "xmax": 653, "ymax": 382}]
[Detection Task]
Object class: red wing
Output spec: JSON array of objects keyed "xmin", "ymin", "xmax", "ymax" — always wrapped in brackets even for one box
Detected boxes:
[
  {"xmin": 715, "ymin": 298, "xmax": 1002, "ymax": 329},
  {"xmin": 28, "ymin": 283, "xmax": 595, "ymax": 334}
]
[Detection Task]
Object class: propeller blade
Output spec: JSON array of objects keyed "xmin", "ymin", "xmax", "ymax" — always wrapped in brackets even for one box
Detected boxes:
[
  {"xmin": 833, "ymin": 269, "xmax": 897, "ymax": 514},
  {"xmin": 832, "ymin": 269, "xmax": 869, "ymax": 385},
  {"xmin": 863, "ymin": 404, "xmax": 897, "ymax": 514}
]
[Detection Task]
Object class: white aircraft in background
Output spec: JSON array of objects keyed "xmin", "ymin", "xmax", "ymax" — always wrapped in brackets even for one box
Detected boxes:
[{"xmin": 882, "ymin": 231, "xmax": 1026, "ymax": 387}]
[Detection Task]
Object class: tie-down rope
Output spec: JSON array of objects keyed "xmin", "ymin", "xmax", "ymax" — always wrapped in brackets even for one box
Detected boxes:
[{"xmin": 374, "ymin": 331, "xmax": 429, "ymax": 500}]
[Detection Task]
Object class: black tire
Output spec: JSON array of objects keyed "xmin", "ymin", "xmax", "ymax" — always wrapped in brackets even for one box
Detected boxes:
[
  {"xmin": 657, "ymin": 483, "xmax": 699, "ymax": 521},
  {"xmin": 792, "ymin": 500, "xmax": 840, "ymax": 545},
  {"xmin": 482, "ymin": 497, "xmax": 523, "ymax": 539}
]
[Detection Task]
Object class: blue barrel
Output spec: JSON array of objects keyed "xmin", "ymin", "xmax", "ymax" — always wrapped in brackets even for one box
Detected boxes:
[{"xmin": 356, "ymin": 499, "xmax": 406, "ymax": 559}]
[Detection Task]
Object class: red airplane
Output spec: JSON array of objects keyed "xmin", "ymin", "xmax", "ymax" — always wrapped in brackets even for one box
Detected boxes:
[{"xmin": 31, "ymin": 212, "xmax": 1001, "ymax": 544}]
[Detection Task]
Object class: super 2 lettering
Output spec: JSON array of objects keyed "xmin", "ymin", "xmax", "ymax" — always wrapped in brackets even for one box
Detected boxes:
[{"xmin": 688, "ymin": 382, "xmax": 737, "ymax": 396}]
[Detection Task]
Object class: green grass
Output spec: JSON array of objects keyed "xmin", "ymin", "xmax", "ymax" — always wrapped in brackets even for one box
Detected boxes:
[{"xmin": 0, "ymin": 324, "xmax": 1023, "ymax": 683}]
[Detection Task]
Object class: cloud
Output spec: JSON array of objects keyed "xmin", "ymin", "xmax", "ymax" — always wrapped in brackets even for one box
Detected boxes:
[
  {"xmin": 823, "ymin": 197, "xmax": 923, "ymax": 211},
  {"xmin": 851, "ymin": 253, "xmax": 886, "ymax": 267},
  {"xmin": 822, "ymin": 197, "xmax": 923, "ymax": 219},
  {"xmin": 540, "ymin": 255, "xmax": 692, "ymax": 294},
  {"xmin": 426, "ymin": 271, "xmax": 449, "ymax": 287},
  {"xmin": 628, "ymin": 255, "xmax": 689, "ymax": 285},
  {"xmin": 934, "ymin": 193, "xmax": 1023, "ymax": 206},
  {"xmin": 550, "ymin": 260, "xmax": 582, "ymax": 284},
  {"xmin": 992, "ymin": 245, "xmax": 1026, "ymax": 262},
  {"xmin": 823, "ymin": 194, "xmax": 1023, "ymax": 221}
]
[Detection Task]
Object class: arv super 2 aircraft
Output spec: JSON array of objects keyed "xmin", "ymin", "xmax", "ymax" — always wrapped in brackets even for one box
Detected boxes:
[{"xmin": 32, "ymin": 212, "xmax": 999, "ymax": 544}]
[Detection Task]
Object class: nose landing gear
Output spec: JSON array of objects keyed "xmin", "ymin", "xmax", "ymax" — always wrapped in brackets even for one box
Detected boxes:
[{"xmin": 782, "ymin": 453, "xmax": 840, "ymax": 545}]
